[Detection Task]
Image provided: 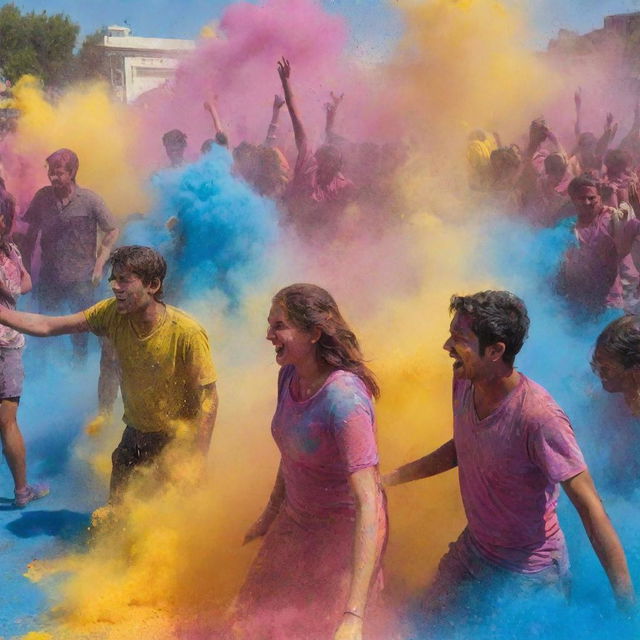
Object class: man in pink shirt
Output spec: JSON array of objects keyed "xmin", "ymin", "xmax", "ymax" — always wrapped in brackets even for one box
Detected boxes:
[{"xmin": 384, "ymin": 291, "xmax": 634, "ymax": 620}]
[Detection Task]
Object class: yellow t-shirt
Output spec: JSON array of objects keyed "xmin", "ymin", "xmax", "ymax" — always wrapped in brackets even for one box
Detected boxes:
[{"xmin": 84, "ymin": 298, "xmax": 217, "ymax": 434}]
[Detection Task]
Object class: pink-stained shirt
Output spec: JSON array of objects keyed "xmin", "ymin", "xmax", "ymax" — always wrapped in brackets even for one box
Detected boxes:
[
  {"xmin": 272, "ymin": 365, "xmax": 379, "ymax": 526},
  {"xmin": 453, "ymin": 374, "xmax": 587, "ymax": 573},
  {"xmin": 284, "ymin": 143, "xmax": 354, "ymax": 230},
  {"xmin": 0, "ymin": 242, "xmax": 25, "ymax": 349}
]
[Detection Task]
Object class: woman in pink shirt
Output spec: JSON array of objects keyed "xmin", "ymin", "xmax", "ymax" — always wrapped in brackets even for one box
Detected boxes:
[{"xmin": 234, "ymin": 284, "xmax": 387, "ymax": 640}]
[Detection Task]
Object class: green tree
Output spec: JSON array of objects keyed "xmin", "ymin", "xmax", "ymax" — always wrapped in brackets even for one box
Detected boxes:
[
  {"xmin": 74, "ymin": 28, "xmax": 109, "ymax": 82},
  {"xmin": 0, "ymin": 3, "xmax": 78, "ymax": 87}
]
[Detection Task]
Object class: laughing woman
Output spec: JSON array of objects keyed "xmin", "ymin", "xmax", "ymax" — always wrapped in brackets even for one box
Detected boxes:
[{"xmin": 234, "ymin": 283, "xmax": 387, "ymax": 640}]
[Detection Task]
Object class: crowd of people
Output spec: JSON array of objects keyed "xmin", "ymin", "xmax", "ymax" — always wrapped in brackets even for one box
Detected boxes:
[{"xmin": 0, "ymin": 60, "xmax": 638, "ymax": 639}]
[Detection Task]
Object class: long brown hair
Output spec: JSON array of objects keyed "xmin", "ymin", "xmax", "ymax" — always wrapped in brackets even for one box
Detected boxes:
[{"xmin": 273, "ymin": 283, "xmax": 380, "ymax": 399}]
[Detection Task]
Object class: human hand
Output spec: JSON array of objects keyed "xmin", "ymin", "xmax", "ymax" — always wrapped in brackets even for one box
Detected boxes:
[
  {"xmin": 277, "ymin": 57, "xmax": 291, "ymax": 82},
  {"xmin": 204, "ymin": 101, "xmax": 213, "ymax": 114},
  {"xmin": 273, "ymin": 94, "xmax": 285, "ymax": 111},
  {"xmin": 574, "ymin": 87, "xmax": 582, "ymax": 111},
  {"xmin": 605, "ymin": 112, "xmax": 619, "ymax": 137},
  {"xmin": 333, "ymin": 614, "xmax": 363, "ymax": 640},
  {"xmin": 325, "ymin": 91, "xmax": 344, "ymax": 115}
]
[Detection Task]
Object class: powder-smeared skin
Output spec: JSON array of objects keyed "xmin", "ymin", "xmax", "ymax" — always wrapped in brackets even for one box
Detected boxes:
[{"xmin": 6, "ymin": 1, "xmax": 640, "ymax": 639}]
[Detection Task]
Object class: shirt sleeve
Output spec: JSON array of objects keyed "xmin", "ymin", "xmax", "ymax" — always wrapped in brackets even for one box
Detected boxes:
[
  {"xmin": 182, "ymin": 328, "xmax": 218, "ymax": 387},
  {"xmin": 330, "ymin": 375, "xmax": 379, "ymax": 474},
  {"xmin": 91, "ymin": 192, "xmax": 118, "ymax": 232},
  {"xmin": 83, "ymin": 298, "xmax": 116, "ymax": 337},
  {"xmin": 527, "ymin": 410, "xmax": 587, "ymax": 483}
]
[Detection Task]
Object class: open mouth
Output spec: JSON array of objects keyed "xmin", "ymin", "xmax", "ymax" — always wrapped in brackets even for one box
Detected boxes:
[
  {"xmin": 450, "ymin": 353, "xmax": 463, "ymax": 370},
  {"xmin": 275, "ymin": 345, "xmax": 284, "ymax": 357}
]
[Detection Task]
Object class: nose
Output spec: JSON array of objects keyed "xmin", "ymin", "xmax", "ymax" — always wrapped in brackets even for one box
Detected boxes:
[
  {"xmin": 443, "ymin": 336, "xmax": 453, "ymax": 352},
  {"xmin": 266, "ymin": 325, "xmax": 275, "ymax": 341}
]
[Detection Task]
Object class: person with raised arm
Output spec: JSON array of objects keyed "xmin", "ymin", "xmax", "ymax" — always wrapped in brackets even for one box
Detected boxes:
[
  {"xmin": 0, "ymin": 245, "xmax": 218, "ymax": 501},
  {"xmin": 201, "ymin": 97, "xmax": 229, "ymax": 154},
  {"xmin": 557, "ymin": 175, "xmax": 640, "ymax": 314},
  {"xmin": 384, "ymin": 291, "xmax": 634, "ymax": 625},
  {"xmin": 277, "ymin": 57, "xmax": 354, "ymax": 236},
  {"xmin": 234, "ymin": 284, "xmax": 387, "ymax": 640}
]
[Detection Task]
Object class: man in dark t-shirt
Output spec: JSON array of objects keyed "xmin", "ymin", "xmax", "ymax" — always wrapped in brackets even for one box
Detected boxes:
[{"xmin": 22, "ymin": 148, "xmax": 119, "ymax": 361}]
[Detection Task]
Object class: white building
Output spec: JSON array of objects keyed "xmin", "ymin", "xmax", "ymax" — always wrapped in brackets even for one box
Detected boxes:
[{"xmin": 100, "ymin": 25, "xmax": 196, "ymax": 103}]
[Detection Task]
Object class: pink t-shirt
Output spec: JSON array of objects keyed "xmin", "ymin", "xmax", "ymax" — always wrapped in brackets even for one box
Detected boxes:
[
  {"xmin": 272, "ymin": 365, "xmax": 378, "ymax": 526},
  {"xmin": 453, "ymin": 374, "xmax": 587, "ymax": 573}
]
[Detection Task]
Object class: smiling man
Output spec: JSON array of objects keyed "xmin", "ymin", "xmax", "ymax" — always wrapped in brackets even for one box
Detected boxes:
[
  {"xmin": 384, "ymin": 290, "xmax": 634, "ymax": 621},
  {"xmin": 0, "ymin": 245, "xmax": 218, "ymax": 500}
]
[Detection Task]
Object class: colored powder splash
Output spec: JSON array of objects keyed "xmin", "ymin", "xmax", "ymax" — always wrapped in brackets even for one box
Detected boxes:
[
  {"xmin": 2, "ymin": 1, "xmax": 639, "ymax": 639},
  {"xmin": 0, "ymin": 75, "xmax": 151, "ymax": 218}
]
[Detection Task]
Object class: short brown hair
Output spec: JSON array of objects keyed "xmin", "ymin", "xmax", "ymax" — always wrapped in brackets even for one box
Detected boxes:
[{"xmin": 108, "ymin": 246, "xmax": 167, "ymax": 301}]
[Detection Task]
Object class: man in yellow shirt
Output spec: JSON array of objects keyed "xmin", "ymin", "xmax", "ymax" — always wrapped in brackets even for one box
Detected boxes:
[{"xmin": 0, "ymin": 245, "xmax": 218, "ymax": 499}]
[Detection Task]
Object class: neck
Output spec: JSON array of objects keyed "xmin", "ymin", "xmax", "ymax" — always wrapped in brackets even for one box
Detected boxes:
[
  {"xmin": 473, "ymin": 366, "xmax": 520, "ymax": 403},
  {"xmin": 54, "ymin": 182, "xmax": 76, "ymax": 200},
  {"xmin": 577, "ymin": 206, "xmax": 601, "ymax": 226},
  {"xmin": 294, "ymin": 357, "xmax": 329, "ymax": 383},
  {"xmin": 623, "ymin": 388, "xmax": 640, "ymax": 416},
  {"xmin": 129, "ymin": 299, "xmax": 165, "ymax": 336}
]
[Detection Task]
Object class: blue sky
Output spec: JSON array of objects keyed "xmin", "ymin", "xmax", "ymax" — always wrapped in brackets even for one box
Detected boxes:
[{"xmin": 10, "ymin": 0, "xmax": 640, "ymax": 50}]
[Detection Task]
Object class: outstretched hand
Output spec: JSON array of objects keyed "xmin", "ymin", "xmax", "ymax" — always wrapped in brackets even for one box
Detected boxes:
[
  {"xmin": 277, "ymin": 57, "xmax": 291, "ymax": 82},
  {"xmin": 605, "ymin": 112, "xmax": 619, "ymax": 137},
  {"xmin": 325, "ymin": 91, "xmax": 344, "ymax": 114},
  {"xmin": 273, "ymin": 94, "xmax": 285, "ymax": 110}
]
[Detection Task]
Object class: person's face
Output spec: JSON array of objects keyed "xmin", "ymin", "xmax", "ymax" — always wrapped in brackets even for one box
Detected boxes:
[
  {"xmin": 315, "ymin": 148, "xmax": 341, "ymax": 184},
  {"xmin": 266, "ymin": 303, "xmax": 318, "ymax": 369},
  {"xmin": 591, "ymin": 347, "xmax": 636, "ymax": 394},
  {"xmin": 570, "ymin": 185, "xmax": 602, "ymax": 219},
  {"xmin": 164, "ymin": 141, "xmax": 186, "ymax": 166},
  {"xmin": 443, "ymin": 312, "xmax": 493, "ymax": 381},
  {"xmin": 47, "ymin": 164, "xmax": 73, "ymax": 191},
  {"xmin": 109, "ymin": 266, "xmax": 159, "ymax": 315}
]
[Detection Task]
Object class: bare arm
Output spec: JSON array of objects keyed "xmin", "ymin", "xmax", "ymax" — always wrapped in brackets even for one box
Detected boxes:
[
  {"xmin": 562, "ymin": 470, "xmax": 635, "ymax": 608},
  {"xmin": 619, "ymin": 100, "xmax": 640, "ymax": 151},
  {"xmin": 0, "ymin": 307, "xmax": 90, "ymax": 337},
  {"xmin": 383, "ymin": 438, "xmax": 457, "ymax": 487},
  {"xmin": 325, "ymin": 91, "xmax": 344, "ymax": 143},
  {"xmin": 574, "ymin": 88, "xmax": 582, "ymax": 139},
  {"xmin": 92, "ymin": 227, "xmax": 119, "ymax": 286},
  {"xmin": 21, "ymin": 224, "xmax": 39, "ymax": 274},
  {"xmin": 195, "ymin": 382, "xmax": 218, "ymax": 454},
  {"xmin": 204, "ymin": 99, "xmax": 229, "ymax": 148},
  {"xmin": 264, "ymin": 94, "xmax": 285, "ymax": 148},
  {"xmin": 243, "ymin": 461, "xmax": 286, "ymax": 544},
  {"xmin": 596, "ymin": 112, "xmax": 618, "ymax": 159},
  {"xmin": 334, "ymin": 467, "xmax": 383, "ymax": 640},
  {"xmin": 277, "ymin": 57, "xmax": 307, "ymax": 152}
]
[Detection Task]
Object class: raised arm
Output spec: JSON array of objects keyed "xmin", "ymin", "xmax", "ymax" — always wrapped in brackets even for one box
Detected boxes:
[
  {"xmin": 562, "ymin": 470, "xmax": 635, "ymax": 609},
  {"xmin": 574, "ymin": 88, "xmax": 582, "ymax": 140},
  {"xmin": 264, "ymin": 94, "xmax": 286, "ymax": 148},
  {"xmin": 243, "ymin": 461, "xmax": 286, "ymax": 545},
  {"xmin": 204, "ymin": 98, "xmax": 229, "ymax": 147},
  {"xmin": 334, "ymin": 467, "xmax": 383, "ymax": 640},
  {"xmin": 0, "ymin": 307, "xmax": 89, "ymax": 337},
  {"xmin": 596, "ymin": 112, "xmax": 618, "ymax": 159},
  {"xmin": 277, "ymin": 57, "xmax": 307, "ymax": 152},
  {"xmin": 383, "ymin": 438, "xmax": 457, "ymax": 487},
  {"xmin": 325, "ymin": 91, "xmax": 344, "ymax": 144}
]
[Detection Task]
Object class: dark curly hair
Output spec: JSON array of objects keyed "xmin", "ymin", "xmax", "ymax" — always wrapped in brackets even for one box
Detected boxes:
[
  {"xmin": 594, "ymin": 315, "xmax": 640, "ymax": 369},
  {"xmin": 273, "ymin": 283, "xmax": 380, "ymax": 399},
  {"xmin": 449, "ymin": 290, "xmax": 530, "ymax": 366}
]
